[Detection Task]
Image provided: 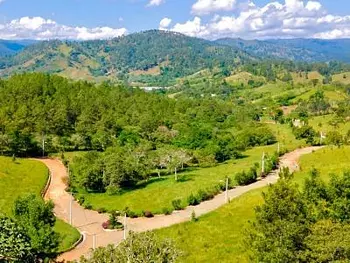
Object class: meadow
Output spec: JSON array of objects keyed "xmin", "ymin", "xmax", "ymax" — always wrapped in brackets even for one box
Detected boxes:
[
  {"xmin": 70, "ymin": 124, "xmax": 304, "ymax": 214},
  {"xmin": 0, "ymin": 156, "xmax": 80, "ymax": 252},
  {"xmin": 155, "ymin": 146, "xmax": 350, "ymax": 262},
  {"xmin": 308, "ymin": 114, "xmax": 350, "ymax": 135}
]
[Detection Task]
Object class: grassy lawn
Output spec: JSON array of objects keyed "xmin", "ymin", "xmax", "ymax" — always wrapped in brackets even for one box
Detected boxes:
[
  {"xmin": 308, "ymin": 114, "xmax": 350, "ymax": 135},
  {"xmin": 155, "ymin": 146, "xmax": 350, "ymax": 262},
  {"xmin": 54, "ymin": 219, "xmax": 81, "ymax": 252},
  {"xmin": 0, "ymin": 156, "xmax": 80, "ymax": 252},
  {"xmin": 71, "ymin": 124, "xmax": 304, "ymax": 214}
]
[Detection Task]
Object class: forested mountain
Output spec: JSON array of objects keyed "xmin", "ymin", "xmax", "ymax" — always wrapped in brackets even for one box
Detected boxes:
[
  {"xmin": 216, "ymin": 38, "xmax": 350, "ymax": 63},
  {"xmin": 0, "ymin": 40, "xmax": 35, "ymax": 56},
  {"xmin": 0, "ymin": 30, "xmax": 251, "ymax": 84},
  {"xmin": 1, "ymin": 31, "xmax": 349, "ymax": 85}
]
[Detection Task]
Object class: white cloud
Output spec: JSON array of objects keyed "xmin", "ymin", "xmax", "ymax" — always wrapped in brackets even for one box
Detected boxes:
[
  {"xmin": 170, "ymin": 0, "xmax": 350, "ymax": 39},
  {"xmin": 147, "ymin": 0, "xmax": 165, "ymax": 7},
  {"xmin": 0, "ymin": 16, "xmax": 127, "ymax": 40},
  {"xmin": 192, "ymin": 0, "xmax": 237, "ymax": 15},
  {"xmin": 159, "ymin": 17, "xmax": 172, "ymax": 30},
  {"xmin": 172, "ymin": 17, "xmax": 210, "ymax": 37}
]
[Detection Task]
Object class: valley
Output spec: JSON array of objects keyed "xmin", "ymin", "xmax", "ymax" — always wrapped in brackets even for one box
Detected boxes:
[{"xmin": 1, "ymin": 29, "xmax": 350, "ymax": 263}]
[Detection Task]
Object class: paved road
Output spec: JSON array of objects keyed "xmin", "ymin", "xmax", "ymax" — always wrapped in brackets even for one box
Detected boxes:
[{"xmin": 36, "ymin": 146, "xmax": 321, "ymax": 261}]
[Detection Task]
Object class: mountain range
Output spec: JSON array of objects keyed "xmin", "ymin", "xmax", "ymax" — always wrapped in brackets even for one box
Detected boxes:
[{"xmin": 0, "ymin": 30, "xmax": 349, "ymax": 84}]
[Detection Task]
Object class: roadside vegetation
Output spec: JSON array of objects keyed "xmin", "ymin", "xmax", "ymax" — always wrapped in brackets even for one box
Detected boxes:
[
  {"xmin": 0, "ymin": 156, "xmax": 80, "ymax": 260},
  {"xmin": 155, "ymin": 146, "xmax": 350, "ymax": 262}
]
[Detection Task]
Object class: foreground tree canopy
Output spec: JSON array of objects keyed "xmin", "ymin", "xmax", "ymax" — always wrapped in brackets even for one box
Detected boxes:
[
  {"xmin": 247, "ymin": 169, "xmax": 350, "ymax": 263},
  {"xmin": 79, "ymin": 232, "xmax": 179, "ymax": 263},
  {"xmin": 0, "ymin": 194, "xmax": 59, "ymax": 262}
]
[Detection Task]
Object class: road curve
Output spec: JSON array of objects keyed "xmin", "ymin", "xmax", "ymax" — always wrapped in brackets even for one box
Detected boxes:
[{"xmin": 35, "ymin": 146, "xmax": 321, "ymax": 261}]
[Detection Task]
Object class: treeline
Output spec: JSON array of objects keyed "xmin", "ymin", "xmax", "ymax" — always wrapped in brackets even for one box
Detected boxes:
[{"xmin": 243, "ymin": 60, "xmax": 350, "ymax": 82}]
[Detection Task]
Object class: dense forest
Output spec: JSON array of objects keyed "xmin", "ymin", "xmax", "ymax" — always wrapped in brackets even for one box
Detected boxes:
[{"xmin": 0, "ymin": 73, "xmax": 277, "ymax": 193}]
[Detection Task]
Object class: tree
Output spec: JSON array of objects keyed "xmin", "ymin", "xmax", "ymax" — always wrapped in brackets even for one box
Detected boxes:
[
  {"xmin": 0, "ymin": 216, "xmax": 34, "ymax": 262},
  {"xmin": 247, "ymin": 177, "xmax": 310, "ymax": 263},
  {"xmin": 13, "ymin": 194, "xmax": 59, "ymax": 258},
  {"xmin": 79, "ymin": 232, "xmax": 179, "ymax": 263},
  {"xmin": 302, "ymin": 220, "xmax": 350, "ymax": 262}
]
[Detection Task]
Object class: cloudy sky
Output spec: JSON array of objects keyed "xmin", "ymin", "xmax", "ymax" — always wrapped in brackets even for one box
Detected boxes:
[{"xmin": 0, "ymin": 0, "xmax": 349, "ymax": 40}]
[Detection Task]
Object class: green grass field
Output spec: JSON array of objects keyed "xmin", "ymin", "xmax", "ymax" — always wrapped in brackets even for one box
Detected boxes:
[
  {"xmin": 308, "ymin": 114, "xmax": 350, "ymax": 135},
  {"xmin": 155, "ymin": 146, "xmax": 350, "ymax": 262},
  {"xmin": 71, "ymin": 124, "xmax": 304, "ymax": 214},
  {"xmin": 0, "ymin": 156, "xmax": 80, "ymax": 252}
]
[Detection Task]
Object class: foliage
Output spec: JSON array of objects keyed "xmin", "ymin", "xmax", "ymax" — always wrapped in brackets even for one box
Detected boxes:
[
  {"xmin": 0, "ymin": 156, "xmax": 79, "ymax": 253},
  {"xmin": 247, "ymin": 175, "xmax": 310, "ymax": 262},
  {"xmin": 293, "ymin": 125, "xmax": 317, "ymax": 144},
  {"xmin": 13, "ymin": 194, "xmax": 59, "ymax": 258},
  {"xmin": 235, "ymin": 166, "xmax": 258, "ymax": 186},
  {"xmin": 248, "ymin": 168, "xmax": 350, "ymax": 262},
  {"xmin": 79, "ymin": 232, "xmax": 180, "ymax": 263},
  {"xmin": 0, "ymin": 216, "xmax": 33, "ymax": 262}
]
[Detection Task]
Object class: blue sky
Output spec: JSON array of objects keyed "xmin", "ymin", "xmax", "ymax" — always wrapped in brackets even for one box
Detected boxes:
[{"xmin": 0, "ymin": 0, "xmax": 350, "ymax": 40}]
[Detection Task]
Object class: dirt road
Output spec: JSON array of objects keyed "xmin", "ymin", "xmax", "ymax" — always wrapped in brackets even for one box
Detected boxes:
[{"xmin": 36, "ymin": 146, "xmax": 321, "ymax": 261}]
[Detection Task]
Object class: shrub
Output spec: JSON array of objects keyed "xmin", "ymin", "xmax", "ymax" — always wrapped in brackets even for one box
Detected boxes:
[
  {"xmin": 143, "ymin": 211, "xmax": 154, "ymax": 218},
  {"xmin": 102, "ymin": 220, "xmax": 110, "ymax": 229},
  {"xmin": 97, "ymin": 208, "xmax": 107, "ymax": 214},
  {"xmin": 77, "ymin": 196, "xmax": 85, "ymax": 205},
  {"xmin": 162, "ymin": 207, "xmax": 173, "ymax": 215},
  {"xmin": 172, "ymin": 199, "xmax": 184, "ymax": 210},
  {"xmin": 197, "ymin": 189, "xmax": 210, "ymax": 202},
  {"xmin": 123, "ymin": 207, "xmax": 138, "ymax": 218},
  {"xmin": 235, "ymin": 167, "xmax": 258, "ymax": 186},
  {"xmin": 84, "ymin": 203, "xmax": 92, "ymax": 210},
  {"xmin": 191, "ymin": 210, "xmax": 198, "ymax": 222},
  {"xmin": 187, "ymin": 193, "xmax": 200, "ymax": 206},
  {"xmin": 106, "ymin": 185, "xmax": 122, "ymax": 195}
]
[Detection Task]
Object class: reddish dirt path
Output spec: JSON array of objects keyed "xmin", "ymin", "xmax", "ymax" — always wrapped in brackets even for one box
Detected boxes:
[{"xmin": 35, "ymin": 146, "xmax": 321, "ymax": 261}]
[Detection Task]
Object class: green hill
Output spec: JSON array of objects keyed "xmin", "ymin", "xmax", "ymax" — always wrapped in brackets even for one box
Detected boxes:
[
  {"xmin": 215, "ymin": 38, "xmax": 350, "ymax": 63},
  {"xmin": 0, "ymin": 30, "xmax": 252, "ymax": 84}
]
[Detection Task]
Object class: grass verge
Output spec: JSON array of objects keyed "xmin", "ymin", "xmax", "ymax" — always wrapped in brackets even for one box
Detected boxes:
[{"xmin": 0, "ymin": 156, "xmax": 80, "ymax": 252}]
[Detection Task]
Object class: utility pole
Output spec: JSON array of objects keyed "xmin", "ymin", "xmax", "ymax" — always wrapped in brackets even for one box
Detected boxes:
[
  {"xmin": 225, "ymin": 177, "xmax": 229, "ymax": 203},
  {"xmin": 93, "ymin": 234, "xmax": 96, "ymax": 250},
  {"xmin": 123, "ymin": 213, "xmax": 127, "ymax": 240},
  {"xmin": 42, "ymin": 133, "xmax": 45, "ymax": 157},
  {"xmin": 261, "ymin": 152, "xmax": 265, "ymax": 175},
  {"xmin": 69, "ymin": 194, "xmax": 73, "ymax": 225}
]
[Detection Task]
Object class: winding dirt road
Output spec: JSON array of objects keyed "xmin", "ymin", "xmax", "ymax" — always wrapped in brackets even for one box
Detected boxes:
[{"xmin": 36, "ymin": 146, "xmax": 321, "ymax": 261}]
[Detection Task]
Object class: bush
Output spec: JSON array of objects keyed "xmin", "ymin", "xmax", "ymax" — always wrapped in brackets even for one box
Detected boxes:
[
  {"xmin": 187, "ymin": 193, "xmax": 200, "ymax": 206},
  {"xmin": 172, "ymin": 199, "xmax": 184, "ymax": 210},
  {"xmin": 143, "ymin": 211, "xmax": 154, "ymax": 218},
  {"xmin": 84, "ymin": 203, "xmax": 92, "ymax": 210},
  {"xmin": 102, "ymin": 220, "xmax": 110, "ymax": 229},
  {"xmin": 162, "ymin": 207, "xmax": 173, "ymax": 215},
  {"xmin": 106, "ymin": 185, "xmax": 122, "ymax": 195},
  {"xmin": 123, "ymin": 207, "xmax": 138, "ymax": 218},
  {"xmin": 197, "ymin": 189, "xmax": 210, "ymax": 202},
  {"xmin": 235, "ymin": 167, "xmax": 258, "ymax": 186},
  {"xmin": 97, "ymin": 208, "xmax": 107, "ymax": 214},
  {"xmin": 191, "ymin": 210, "xmax": 198, "ymax": 222},
  {"xmin": 77, "ymin": 196, "xmax": 85, "ymax": 205}
]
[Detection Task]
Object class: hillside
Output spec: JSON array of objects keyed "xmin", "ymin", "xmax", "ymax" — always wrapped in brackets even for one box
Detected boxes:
[
  {"xmin": 0, "ymin": 40, "xmax": 35, "ymax": 56},
  {"xmin": 0, "ymin": 30, "xmax": 251, "ymax": 84},
  {"xmin": 216, "ymin": 38, "xmax": 350, "ymax": 63}
]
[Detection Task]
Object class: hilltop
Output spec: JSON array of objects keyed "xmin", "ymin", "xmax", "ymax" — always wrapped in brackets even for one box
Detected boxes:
[{"xmin": 0, "ymin": 30, "xmax": 251, "ymax": 85}]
